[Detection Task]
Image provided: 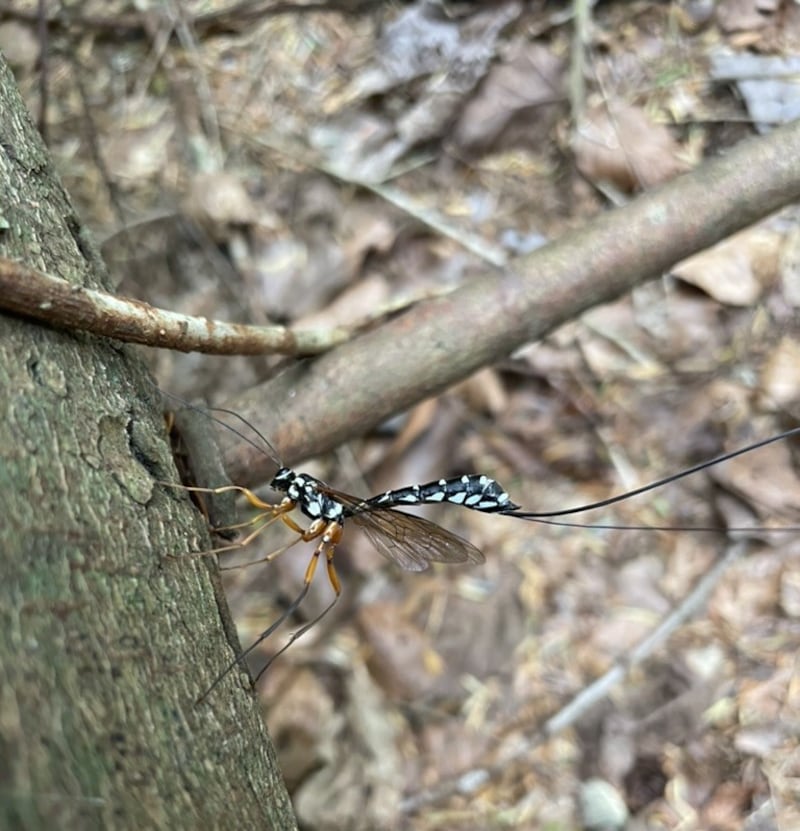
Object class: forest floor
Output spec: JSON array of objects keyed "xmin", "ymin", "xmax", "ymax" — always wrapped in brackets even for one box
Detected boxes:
[{"xmin": 2, "ymin": 1, "xmax": 799, "ymax": 828}]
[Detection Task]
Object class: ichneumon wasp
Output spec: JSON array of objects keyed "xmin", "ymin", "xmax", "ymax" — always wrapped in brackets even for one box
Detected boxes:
[
  {"xmin": 159, "ymin": 387, "xmax": 800, "ymax": 703},
  {"xmin": 161, "ymin": 389, "xmax": 521, "ymax": 701}
]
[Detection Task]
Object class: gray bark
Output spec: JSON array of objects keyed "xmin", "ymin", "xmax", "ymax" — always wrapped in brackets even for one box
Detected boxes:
[{"xmin": 0, "ymin": 56, "xmax": 296, "ymax": 830}]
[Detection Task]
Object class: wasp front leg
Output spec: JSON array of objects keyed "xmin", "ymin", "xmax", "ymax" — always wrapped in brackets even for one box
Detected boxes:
[{"xmin": 162, "ymin": 480, "xmax": 296, "ymax": 556}]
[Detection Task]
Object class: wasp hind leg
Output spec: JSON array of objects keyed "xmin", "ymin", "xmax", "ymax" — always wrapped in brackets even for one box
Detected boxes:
[
  {"xmin": 195, "ymin": 520, "xmax": 343, "ymax": 703},
  {"xmin": 253, "ymin": 521, "xmax": 343, "ymax": 681}
]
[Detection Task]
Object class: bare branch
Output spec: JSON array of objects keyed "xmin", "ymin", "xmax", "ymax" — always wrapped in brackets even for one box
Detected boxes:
[
  {"xmin": 220, "ymin": 120, "xmax": 800, "ymax": 483},
  {"xmin": 0, "ymin": 258, "xmax": 348, "ymax": 356}
]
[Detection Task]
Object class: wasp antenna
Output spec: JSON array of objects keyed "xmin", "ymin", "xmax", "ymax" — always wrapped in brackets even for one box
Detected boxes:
[
  {"xmin": 198, "ymin": 402, "xmax": 283, "ymax": 467},
  {"xmin": 150, "ymin": 382, "xmax": 282, "ymax": 467}
]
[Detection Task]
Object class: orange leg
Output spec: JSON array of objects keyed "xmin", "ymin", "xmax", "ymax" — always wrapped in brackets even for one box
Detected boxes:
[
  {"xmin": 219, "ymin": 535, "xmax": 303, "ymax": 572},
  {"xmin": 324, "ymin": 525, "xmax": 343, "ymax": 595},
  {"xmin": 252, "ymin": 522, "xmax": 344, "ymax": 681},
  {"xmin": 163, "ymin": 481, "xmax": 279, "ymax": 512},
  {"xmin": 220, "ymin": 516, "xmax": 328, "ymax": 571},
  {"xmin": 161, "ymin": 479, "xmax": 303, "ymax": 557},
  {"xmin": 204, "ymin": 512, "xmax": 287, "ymax": 556}
]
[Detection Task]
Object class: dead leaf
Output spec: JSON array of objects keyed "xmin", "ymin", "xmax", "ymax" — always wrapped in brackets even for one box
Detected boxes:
[
  {"xmin": 671, "ymin": 227, "xmax": 781, "ymax": 306},
  {"xmin": 345, "ymin": 2, "xmax": 521, "ymax": 100},
  {"xmin": 780, "ymin": 552, "xmax": 800, "ymax": 617},
  {"xmin": 759, "ymin": 336, "xmax": 800, "ymax": 410},
  {"xmin": 100, "ymin": 120, "xmax": 175, "ymax": 182},
  {"xmin": 763, "ymin": 744, "xmax": 800, "ymax": 830},
  {"xmin": 266, "ymin": 668, "xmax": 337, "ymax": 788},
  {"xmin": 0, "ymin": 22, "xmax": 39, "ymax": 71},
  {"xmin": 357, "ymin": 600, "xmax": 450, "ymax": 700},
  {"xmin": 716, "ymin": 0, "xmax": 778, "ymax": 34},
  {"xmin": 710, "ymin": 51, "xmax": 800, "ymax": 130},
  {"xmin": 378, "ymin": 399, "xmax": 440, "ymax": 461},
  {"xmin": 329, "ymin": 2, "xmax": 522, "ymax": 178},
  {"xmin": 296, "ymin": 273, "xmax": 392, "ymax": 332},
  {"xmin": 712, "ymin": 551, "xmax": 783, "ymax": 623},
  {"xmin": 737, "ymin": 665, "xmax": 795, "ymax": 726},
  {"xmin": 182, "ymin": 171, "xmax": 258, "ymax": 236},
  {"xmin": 340, "ymin": 208, "xmax": 398, "ymax": 272},
  {"xmin": 344, "ymin": 3, "xmax": 465, "ymax": 99},
  {"xmin": 453, "ymin": 368, "xmax": 509, "ymax": 416},
  {"xmin": 710, "ymin": 438, "xmax": 800, "ymax": 520},
  {"xmin": 780, "ymin": 227, "xmax": 800, "ymax": 306},
  {"xmin": 292, "ymin": 665, "xmax": 402, "ymax": 830},
  {"xmin": 572, "ymin": 101, "xmax": 688, "ymax": 192},
  {"xmin": 698, "ymin": 781, "xmax": 753, "ymax": 831},
  {"xmin": 453, "ymin": 41, "xmax": 565, "ymax": 153}
]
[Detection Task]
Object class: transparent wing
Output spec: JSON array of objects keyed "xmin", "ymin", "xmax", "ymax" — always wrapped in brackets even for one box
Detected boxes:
[
  {"xmin": 351, "ymin": 506, "xmax": 485, "ymax": 572},
  {"xmin": 311, "ymin": 484, "xmax": 485, "ymax": 571}
]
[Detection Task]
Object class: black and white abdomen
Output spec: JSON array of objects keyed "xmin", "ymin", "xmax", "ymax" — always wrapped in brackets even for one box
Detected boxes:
[
  {"xmin": 368, "ymin": 474, "xmax": 520, "ymax": 513},
  {"xmin": 269, "ymin": 465, "xmax": 519, "ymax": 524}
]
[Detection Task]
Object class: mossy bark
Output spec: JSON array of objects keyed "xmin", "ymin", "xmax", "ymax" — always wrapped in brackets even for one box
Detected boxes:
[{"xmin": 0, "ymin": 55, "xmax": 296, "ymax": 830}]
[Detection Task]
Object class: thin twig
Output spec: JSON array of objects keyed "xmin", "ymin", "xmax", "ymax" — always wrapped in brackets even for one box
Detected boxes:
[
  {"xmin": 35, "ymin": 0, "xmax": 48, "ymax": 143},
  {"xmin": 236, "ymin": 128, "xmax": 510, "ymax": 267},
  {"xmin": 568, "ymin": 0, "xmax": 591, "ymax": 124},
  {"xmin": 543, "ymin": 540, "xmax": 746, "ymax": 735},
  {"xmin": 0, "ymin": 258, "xmax": 347, "ymax": 355},
  {"xmin": 167, "ymin": 0, "xmax": 224, "ymax": 167}
]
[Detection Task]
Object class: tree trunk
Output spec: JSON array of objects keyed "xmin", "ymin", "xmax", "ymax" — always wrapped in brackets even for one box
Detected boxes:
[{"xmin": 0, "ymin": 56, "xmax": 297, "ymax": 830}]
